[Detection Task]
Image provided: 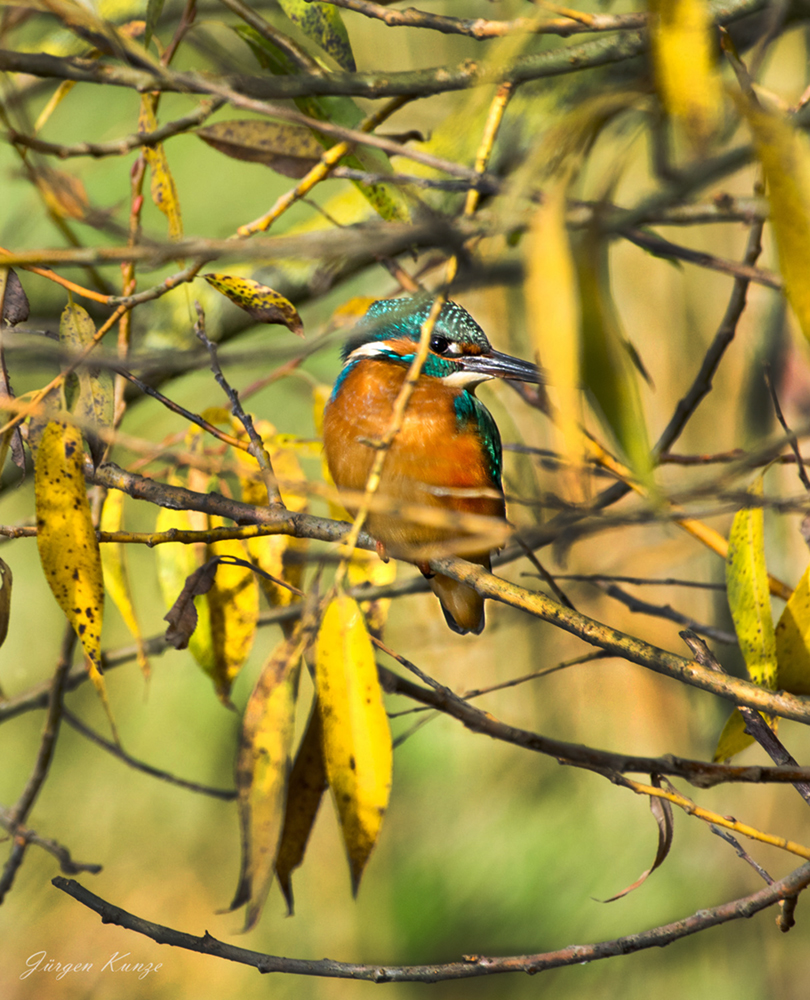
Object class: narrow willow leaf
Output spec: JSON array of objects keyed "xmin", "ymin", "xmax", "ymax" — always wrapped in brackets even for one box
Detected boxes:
[
  {"xmin": 144, "ymin": 0, "xmax": 164, "ymax": 48},
  {"xmin": 155, "ymin": 503, "xmax": 216, "ymax": 677},
  {"xmin": 196, "ymin": 120, "xmax": 322, "ymax": 178},
  {"xmin": 725, "ymin": 475, "xmax": 777, "ymax": 689},
  {"xmin": 648, "ymin": 0, "xmax": 722, "ymax": 147},
  {"xmin": 277, "ymin": 0, "xmax": 356, "ymax": 72},
  {"xmin": 207, "ymin": 520, "xmax": 259, "ymax": 705},
  {"xmin": 59, "ymin": 302, "xmax": 113, "ymax": 468},
  {"xmin": 99, "ymin": 489, "xmax": 149, "ymax": 676},
  {"xmin": 139, "ymin": 96, "xmax": 183, "ymax": 241},
  {"xmin": 34, "ymin": 422, "xmax": 107, "ymax": 695},
  {"xmin": 316, "ymin": 594, "xmax": 392, "ymax": 893},
  {"xmin": 275, "ymin": 701, "xmax": 329, "ymax": 915},
  {"xmin": 0, "ymin": 558, "xmax": 11, "ymax": 649},
  {"xmin": 744, "ymin": 103, "xmax": 810, "ymax": 343},
  {"xmin": 203, "ymin": 274, "xmax": 304, "ymax": 337},
  {"xmin": 525, "ymin": 181, "xmax": 584, "ymax": 498},
  {"xmin": 602, "ymin": 776, "xmax": 673, "ymax": 900},
  {"xmin": 231, "ymin": 633, "xmax": 303, "ymax": 931},
  {"xmin": 576, "ymin": 231, "xmax": 652, "ymax": 482},
  {"xmin": 775, "ymin": 561, "xmax": 810, "ymax": 695}
]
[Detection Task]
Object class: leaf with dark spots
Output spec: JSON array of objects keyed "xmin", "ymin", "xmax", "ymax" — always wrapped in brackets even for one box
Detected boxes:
[
  {"xmin": 196, "ymin": 120, "xmax": 322, "ymax": 178},
  {"xmin": 163, "ymin": 558, "xmax": 220, "ymax": 650},
  {"xmin": 203, "ymin": 274, "xmax": 304, "ymax": 336}
]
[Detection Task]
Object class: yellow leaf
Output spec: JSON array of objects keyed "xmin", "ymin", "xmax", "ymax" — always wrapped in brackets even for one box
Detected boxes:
[
  {"xmin": 59, "ymin": 302, "xmax": 113, "ymax": 467},
  {"xmin": 648, "ymin": 0, "xmax": 722, "ymax": 147},
  {"xmin": 725, "ymin": 476, "xmax": 777, "ymax": 689},
  {"xmin": 347, "ymin": 549, "xmax": 397, "ymax": 638},
  {"xmin": 316, "ymin": 594, "xmax": 392, "ymax": 893},
  {"xmin": 203, "ymin": 274, "xmax": 304, "ymax": 337},
  {"xmin": 231, "ymin": 633, "xmax": 303, "ymax": 931},
  {"xmin": 196, "ymin": 119, "xmax": 322, "ymax": 178},
  {"xmin": 100, "ymin": 490, "xmax": 149, "ymax": 677},
  {"xmin": 155, "ymin": 503, "xmax": 216, "ymax": 677},
  {"xmin": 714, "ymin": 708, "xmax": 778, "ymax": 763},
  {"xmin": 139, "ymin": 96, "xmax": 183, "ymax": 241},
  {"xmin": 775, "ymin": 562, "xmax": 810, "ymax": 695},
  {"xmin": 237, "ymin": 425, "xmax": 308, "ymax": 611},
  {"xmin": 274, "ymin": 701, "xmax": 328, "ymax": 914},
  {"xmin": 744, "ymin": 103, "xmax": 810, "ymax": 343},
  {"xmin": 331, "ymin": 296, "xmax": 378, "ymax": 328},
  {"xmin": 525, "ymin": 180, "xmax": 585, "ymax": 500},
  {"xmin": 34, "ymin": 422, "xmax": 107, "ymax": 697},
  {"xmin": 207, "ymin": 518, "xmax": 259, "ymax": 704}
]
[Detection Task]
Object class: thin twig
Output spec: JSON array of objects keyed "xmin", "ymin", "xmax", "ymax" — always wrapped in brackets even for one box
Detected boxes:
[{"xmin": 51, "ymin": 861, "xmax": 810, "ymax": 981}]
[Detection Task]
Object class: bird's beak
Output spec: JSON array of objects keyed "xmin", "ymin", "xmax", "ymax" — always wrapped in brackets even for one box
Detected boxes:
[{"xmin": 462, "ymin": 350, "xmax": 544, "ymax": 384}]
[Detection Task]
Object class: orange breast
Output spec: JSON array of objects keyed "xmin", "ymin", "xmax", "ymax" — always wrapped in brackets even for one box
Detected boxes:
[{"xmin": 323, "ymin": 360, "xmax": 505, "ymax": 562}]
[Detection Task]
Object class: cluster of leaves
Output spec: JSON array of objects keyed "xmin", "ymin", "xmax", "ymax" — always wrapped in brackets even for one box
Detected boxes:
[{"xmin": 6, "ymin": 0, "xmax": 810, "ymax": 986}]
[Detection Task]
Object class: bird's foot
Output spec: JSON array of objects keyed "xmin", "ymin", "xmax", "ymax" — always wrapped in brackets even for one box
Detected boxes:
[
  {"xmin": 376, "ymin": 540, "xmax": 390, "ymax": 564},
  {"xmin": 417, "ymin": 561, "xmax": 434, "ymax": 579}
]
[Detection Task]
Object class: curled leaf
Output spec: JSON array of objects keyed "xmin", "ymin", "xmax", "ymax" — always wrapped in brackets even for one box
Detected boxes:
[
  {"xmin": 163, "ymin": 558, "xmax": 219, "ymax": 650},
  {"xmin": 601, "ymin": 775, "xmax": 673, "ymax": 901},
  {"xmin": 59, "ymin": 302, "xmax": 113, "ymax": 469},
  {"xmin": 203, "ymin": 274, "xmax": 304, "ymax": 336},
  {"xmin": 2, "ymin": 269, "xmax": 30, "ymax": 326}
]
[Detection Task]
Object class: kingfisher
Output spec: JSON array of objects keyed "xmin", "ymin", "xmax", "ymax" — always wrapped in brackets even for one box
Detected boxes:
[{"xmin": 323, "ymin": 296, "xmax": 543, "ymax": 635}]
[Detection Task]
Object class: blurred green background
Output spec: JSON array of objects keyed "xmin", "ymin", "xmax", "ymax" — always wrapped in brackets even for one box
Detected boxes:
[{"xmin": 3, "ymin": 1, "xmax": 810, "ymax": 997}]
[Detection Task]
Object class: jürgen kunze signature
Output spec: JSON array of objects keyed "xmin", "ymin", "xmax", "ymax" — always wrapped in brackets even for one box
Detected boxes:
[{"xmin": 20, "ymin": 950, "xmax": 162, "ymax": 981}]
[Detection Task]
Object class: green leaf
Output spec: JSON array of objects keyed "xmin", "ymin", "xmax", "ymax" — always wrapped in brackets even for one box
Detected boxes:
[
  {"xmin": 577, "ymin": 230, "xmax": 652, "ymax": 482},
  {"xmin": 144, "ymin": 0, "xmax": 164, "ymax": 49},
  {"xmin": 725, "ymin": 475, "xmax": 777, "ymax": 689},
  {"xmin": 277, "ymin": 0, "xmax": 355, "ymax": 72}
]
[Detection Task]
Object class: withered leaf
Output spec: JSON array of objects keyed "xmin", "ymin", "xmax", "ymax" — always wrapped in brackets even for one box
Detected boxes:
[
  {"xmin": 0, "ymin": 558, "xmax": 11, "ymax": 649},
  {"xmin": 163, "ymin": 557, "xmax": 219, "ymax": 650},
  {"xmin": 196, "ymin": 120, "xmax": 322, "ymax": 178},
  {"xmin": 2, "ymin": 270, "xmax": 30, "ymax": 326},
  {"xmin": 601, "ymin": 775, "xmax": 674, "ymax": 902},
  {"xmin": 275, "ymin": 700, "xmax": 329, "ymax": 914}
]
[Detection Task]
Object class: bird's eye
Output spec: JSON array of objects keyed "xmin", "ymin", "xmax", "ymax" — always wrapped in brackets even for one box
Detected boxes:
[{"xmin": 429, "ymin": 335, "xmax": 450, "ymax": 354}]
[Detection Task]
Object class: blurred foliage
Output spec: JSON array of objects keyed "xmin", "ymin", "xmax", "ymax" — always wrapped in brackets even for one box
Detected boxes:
[{"xmin": 3, "ymin": 0, "xmax": 810, "ymax": 998}]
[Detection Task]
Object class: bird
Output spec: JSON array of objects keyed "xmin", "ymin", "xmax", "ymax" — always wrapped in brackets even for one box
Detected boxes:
[{"xmin": 323, "ymin": 296, "xmax": 543, "ymax": 635}]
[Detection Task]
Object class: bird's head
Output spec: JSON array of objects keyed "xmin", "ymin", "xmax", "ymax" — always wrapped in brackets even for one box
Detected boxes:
[{"xmin": 341, "ymin": 297, "xmax": 544, "ymax": 388}]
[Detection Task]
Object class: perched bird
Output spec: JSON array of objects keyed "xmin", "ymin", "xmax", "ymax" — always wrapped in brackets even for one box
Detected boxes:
[{"xmin": 323, "ymin": 297, "xmax": 543, "ymax": 635}]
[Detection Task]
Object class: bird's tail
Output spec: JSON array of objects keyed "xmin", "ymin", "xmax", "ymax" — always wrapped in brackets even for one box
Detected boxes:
[{"xmin": 430, "ymin": 573, "xmax": 486, "ymax": 636}]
